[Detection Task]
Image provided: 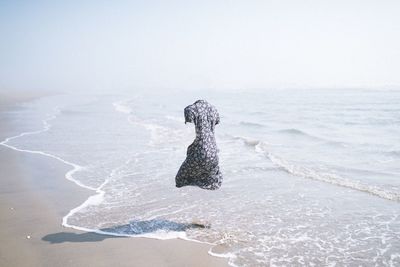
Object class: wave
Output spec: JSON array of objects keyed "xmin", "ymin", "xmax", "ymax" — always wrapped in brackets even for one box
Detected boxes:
[
  {"xmin": 230, "ymin": 135, "xmax": 273, "ymax": 148},
  {"xmin": 383, "ymin": 150, "xmax": 400, "ymax": 158},
  {"xmin": 278, "ymin": 128, "xmax": 306, "ymax": 135},
  {"xmin": 112, "ymin": 100, "xmax": 132, "ymax": 114},
  {"xmin": 0, "ymin": 107, "xmax": 107, "ymax": 227},
  {"xmin": 0, "ymin": 108, "xmax": 88, "ymax": 192},
  {"xmin": 239, "ymin": 121, "xmax": 265, "ymax": 128},
  {"xmin": 265, "ymin": 152, "xmax": 400, "ymax": 202},
  {"xmin": 276, "ymin": 128, "xmax": 324, "ymax": 140},
  {"xmin": 165, "ymin": 115, "xmax": 183, "ymax": 123},
  {"xmin": 277, "ymin": 128, "xmax": 352, "ymax": 148},
  {"xmin": 113, "ymin": 99, "xmax": 170, "ymax": 146},
  {"xmin": 232, "ymin": 135, "xmax": 400, "ymax": 202},
  {"xmin": 112, "ymin": 99, "xmax": 189, "ymax": 147},
  {"xmin": 0, "ymin": 104, "xmax": 203, "ymax": 242}
]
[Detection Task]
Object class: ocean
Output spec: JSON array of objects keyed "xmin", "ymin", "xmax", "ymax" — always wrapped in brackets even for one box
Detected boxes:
[{"xmin": 2, "ymin": 88, "xmax": 400, "ymax": 266}]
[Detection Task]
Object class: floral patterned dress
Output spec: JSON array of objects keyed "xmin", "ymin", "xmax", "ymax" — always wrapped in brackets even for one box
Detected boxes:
[{"xmin": 175, "ymin": 100, "xmax": 223, "ymax": 190}]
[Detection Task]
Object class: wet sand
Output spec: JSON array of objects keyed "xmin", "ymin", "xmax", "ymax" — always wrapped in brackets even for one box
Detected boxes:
[{"xmin": 0, "ymin": 92, "xmax": 228, "ymax": 267}]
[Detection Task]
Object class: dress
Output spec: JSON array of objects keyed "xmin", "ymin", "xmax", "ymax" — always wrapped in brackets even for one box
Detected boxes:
[{"xmin": 175, "ymin": 100, "xmax": 223, "ymax": 190}]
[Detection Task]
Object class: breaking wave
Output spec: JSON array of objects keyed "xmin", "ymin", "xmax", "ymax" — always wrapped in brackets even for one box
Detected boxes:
[{"xmin": 232, "ymin": 135, "xmax": 400, "ymax": 202}]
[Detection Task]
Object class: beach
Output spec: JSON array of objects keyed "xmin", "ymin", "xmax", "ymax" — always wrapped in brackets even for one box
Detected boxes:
[
  {"xmin": 1, "ymin": 89, "xmax": 399, "ymax": 266},
  {"xmin": 2, "ymin": 1, "xmax": 400, "ymax": 265},
  {"xmin": 0, "ymin": 92, "xmax": 228, "ymax": 267}
]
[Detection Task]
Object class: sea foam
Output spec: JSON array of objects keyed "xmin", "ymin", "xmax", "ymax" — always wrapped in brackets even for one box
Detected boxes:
[{"xmin": 232, "ymin": 135, "xmax": 400, "ymax": 202}]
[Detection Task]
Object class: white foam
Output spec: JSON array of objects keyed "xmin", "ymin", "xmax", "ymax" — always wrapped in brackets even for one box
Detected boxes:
[
  {"xmin": 126, "ymin": 113, "xmax": 184, "ymax": 146},
  {"xmin": 231, "ymin": 135, "xmax": 269, "ymax": 147},
  {"xmin": 0, "ymin": 109, "xmax": 96, "ymax": 191},
  {"xmin": 112, "ymin": 100, "xmax": 132, "ymax": 114},
  {"xmin": 208, "ymin": 249, "xmax": 237, "ymax": 259},
  {"xmin": 112, "ymin": 99, "xmax": 170, "ymax": 145},
  {"xmin": 253, "ymin": 142, "xmax": 400, "ymax": 202},
  {"xmin": 0, "ymin": 104, "xmax": 219, "ymax": 247},
  {"xmin": 230, "ymin": 135, "xmax": 400, "ymax": 202},
  {"xmin": 208, "ymin": 250, "xmax": 239, "ymax": 267},
  {"xmin": 0, "ymin": 107, "xmax": 106, "ymax": 230},
  {"xmin": 62, "ymin": 178, "xmax": 108, "ymax": 229},
  {"xmin": 61, "ymin": 220, "xmax": 190, "ymax": 240},
  {"xmin": 165, "ymin": 115, "xmax": 183, "ymax": 122}
]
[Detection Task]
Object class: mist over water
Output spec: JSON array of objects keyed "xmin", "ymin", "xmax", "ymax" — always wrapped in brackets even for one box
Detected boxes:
[{"xmin": 4, "ymin": 89, "xmax": 400, "ymax": 266}]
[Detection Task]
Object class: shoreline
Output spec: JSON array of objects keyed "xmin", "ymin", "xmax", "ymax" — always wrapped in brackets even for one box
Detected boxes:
[{"xmin": 0, "ymin": 92, "xmax": 229, "ymax": 267}]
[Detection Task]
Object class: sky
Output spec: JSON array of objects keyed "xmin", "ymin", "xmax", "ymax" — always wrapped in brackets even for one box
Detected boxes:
[{"xmin": 0, "ymin": 0, "xmax": 399, "ymax": 92}]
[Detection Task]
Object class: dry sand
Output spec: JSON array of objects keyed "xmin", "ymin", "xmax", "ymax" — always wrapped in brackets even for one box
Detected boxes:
[{"xmin": 0, "ymin": 92, "xmax": 229, "ymax": 267}]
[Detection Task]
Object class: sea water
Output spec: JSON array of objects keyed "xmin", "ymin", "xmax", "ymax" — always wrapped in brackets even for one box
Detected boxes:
[{"xmin": 2, "ymin": 88, "xmax": 400, "ymax": 266}]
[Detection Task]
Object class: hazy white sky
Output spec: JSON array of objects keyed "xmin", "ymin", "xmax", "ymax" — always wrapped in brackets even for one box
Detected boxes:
[{"xmin": 1, "ymin": 0, "xmax": 399, "ymax": 92}]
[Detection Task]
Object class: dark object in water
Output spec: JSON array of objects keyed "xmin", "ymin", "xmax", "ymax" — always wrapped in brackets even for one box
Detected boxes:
[{"xmin": 175, "ymin": 100, "xmax": 223, "ymax": 190}]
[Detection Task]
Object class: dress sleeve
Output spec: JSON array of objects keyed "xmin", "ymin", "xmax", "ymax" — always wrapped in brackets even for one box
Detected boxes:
[
  {"xmin": 215, "ymin": 110, "xmax": 220, "ymax": 125},
  {"xmin": 184, "ymin": 106, "xmax": 195, "ymax": 124},
  {"xmin": 211, "ymin": 106, "xmax": 220, "ymax": 125}
]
